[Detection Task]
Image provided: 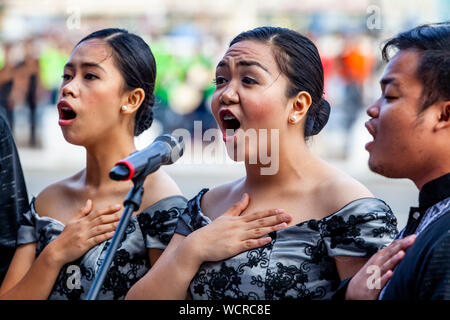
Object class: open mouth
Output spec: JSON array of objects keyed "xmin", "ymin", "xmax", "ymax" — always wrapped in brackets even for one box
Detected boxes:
[
  {"xmin": 58, "ymin": 101, "xmax": 77, "ymax": 121},
  {"xmin": 364, "ymin": 120, "xmax": 376, "ymax": 150},
  {"xmin": 219, "ymin": 109, "xmax": 241, "ymax": 135},
  {"xmin": 365, "ymin": 120, "xmax": 376, "ymax": 139}
]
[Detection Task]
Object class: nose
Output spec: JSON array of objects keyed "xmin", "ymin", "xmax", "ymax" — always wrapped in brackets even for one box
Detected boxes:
[
  {"xmin": 60, "ymin": 79, "xmax": 78, "ymax": 99},
  {"xmin": 366, "ymin": 99, "xmax": 380, "ymax": 118},
  {"xmin": 220, "ymin": 83, "xmax": 239, "ymax": 105}
]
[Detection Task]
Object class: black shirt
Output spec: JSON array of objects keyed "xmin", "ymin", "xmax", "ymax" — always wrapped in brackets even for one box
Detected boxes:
[
  {"xmin": 381, "ymin": 173, "xmax": 450, "ymax": 300},
  {"xmin": 0, "ymin": 111, "xmax": 29, "ymax": 283}
]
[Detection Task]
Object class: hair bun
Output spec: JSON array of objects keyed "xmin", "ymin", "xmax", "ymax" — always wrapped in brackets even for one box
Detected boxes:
[
  {"xmin": 305, "ymin": 98, "xmax": 331, "ymax": 137},
  {"xmin": 134, "ymin": 102, "xmax": 154, "ymax": 136}
]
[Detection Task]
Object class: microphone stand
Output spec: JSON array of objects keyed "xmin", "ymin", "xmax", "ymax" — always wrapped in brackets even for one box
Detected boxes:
[{"xmin": 86, "ymin": 170, "xmax": 148, "ymax": 300}]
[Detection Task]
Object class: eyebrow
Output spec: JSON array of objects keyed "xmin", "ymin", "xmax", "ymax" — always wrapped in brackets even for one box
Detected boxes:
[
  {"xmin": 217, "ymin": 59, "xmax": 271, "ymax": 74},
  {"xmin": 64, "ymin": 62, "xmax": 106, "ymax": 73},
  {"xmin": 380, "ymin": 77, "xmax": 401, "ymax": 88}
]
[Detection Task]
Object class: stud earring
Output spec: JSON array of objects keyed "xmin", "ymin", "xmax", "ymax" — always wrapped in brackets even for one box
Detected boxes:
[
  {"xmin": 289, "ymin": 115, "xmax": 297, "ymax": 123},
  {"xmin": 121, "ymin": 105, "xmax": 128, "ymax": 111}
]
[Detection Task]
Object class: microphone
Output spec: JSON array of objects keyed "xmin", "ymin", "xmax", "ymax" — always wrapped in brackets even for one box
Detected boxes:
[{"xmin": 109, "ymin": 134, "xmax": 184, "ymax": 181}]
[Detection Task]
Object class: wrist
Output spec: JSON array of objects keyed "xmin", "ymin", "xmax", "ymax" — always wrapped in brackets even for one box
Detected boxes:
[
  {"xmin": 41, "ymin": 241, "xmax": 66, "ymax": 269},
  {"xmin": 179, "ymin": 233, "xmax": 204, "ymax": 269}
]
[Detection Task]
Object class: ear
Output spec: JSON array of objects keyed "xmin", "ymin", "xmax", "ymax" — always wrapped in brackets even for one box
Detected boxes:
[
  {"xmin": 434, "ymin": 100, "xmax": 450, "ymax": 131},
  {"xmin": 288, "ymin": 91, "xmax": 312, "ymax": 125},
  {"xmin": 121, "ymin": 88, "xmax": 146, "ymax": 114}
]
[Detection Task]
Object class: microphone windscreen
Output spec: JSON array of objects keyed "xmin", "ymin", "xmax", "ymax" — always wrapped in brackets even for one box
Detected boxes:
[{"xmin": 109, "ymin": 163, "xmax": 131, "ymax": 181}]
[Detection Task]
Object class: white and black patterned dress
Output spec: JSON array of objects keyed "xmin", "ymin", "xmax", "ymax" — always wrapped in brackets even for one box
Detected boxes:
[
  {"xmin": 16, "ymin": 195, "xmax": 187, "ymax": 300},
  {"xmin": 175, "ymin": 188, "xmax": 398, "ymax": 300}
]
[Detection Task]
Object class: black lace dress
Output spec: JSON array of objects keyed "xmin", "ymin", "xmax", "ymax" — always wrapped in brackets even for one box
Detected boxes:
[
  {"xmin": 175, "ymin": 189, "xmax": 398, "ymax": 300},
  {"xmin": 16, "ymin": 195, "xmax": 187, "ymax": 300}
]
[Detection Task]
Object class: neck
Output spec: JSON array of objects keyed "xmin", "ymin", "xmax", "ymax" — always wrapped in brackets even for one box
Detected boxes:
[
  {"xmin": 84, "ymin": 135, "xmax": 136, "ymax": 189},
  {"xmin": 243, "ymin": 135, "xmax": 317, "ymax": 192},
  {"xmin": 414, "ymin": 167, "xmax": 450, "ymax": 190}
]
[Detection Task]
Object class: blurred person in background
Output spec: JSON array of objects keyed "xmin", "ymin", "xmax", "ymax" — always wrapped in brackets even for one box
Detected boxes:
[
  {"xmin": 337, "ymin": 35, "xmax": 375, "ymax": 157},
  {"xmin": 152, "ymin": 32, "xmax": 217, "ymax": 135},
  {"xmin": 38, "ymin": 33, "xmax": 70, "ymax": 105},
  {"xmin": 22, "ymin": 38, "xmax": 41, "ymax": 148},
  {"xmin": 10, "ymin": 38, "xmax": 43, "ymax": 147},
  {"xmin": 127, "ymin": 26, "xmax": 399, "ymax": 300}
]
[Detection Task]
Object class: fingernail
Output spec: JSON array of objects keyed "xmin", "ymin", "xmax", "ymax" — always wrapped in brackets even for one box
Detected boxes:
[
  {"xmin": 275, "ymin": 209, "xmax": 284, "ymax": 214},
  {"xmin": 114, "ymin": 204, "xmax": 121, "ymax": 209}
]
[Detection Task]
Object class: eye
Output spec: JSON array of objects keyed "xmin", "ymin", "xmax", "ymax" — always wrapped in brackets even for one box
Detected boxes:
[
  {"xmin": 61, "ymin": 73, "xmax": 72, "ymax": 81},
  {"xmin": 214, "ymin": 76, "xmax": 227, "ymax": 86},
  {"xmin": 242, "ymin": 76, "xmax": 257, "ymax": 85},
  {"xmin": 384, "ymin": 96, "xmax": 398, "ymax": 101},
  {"xmin": 84, "ymin": 73, "xmax": 98, "ymax": 80}
]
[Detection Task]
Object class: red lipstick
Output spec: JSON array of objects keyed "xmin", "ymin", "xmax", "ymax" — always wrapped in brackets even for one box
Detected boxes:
[{"xmin": 57, "ymin": 100, "xmax": 77, "ymax": 126}]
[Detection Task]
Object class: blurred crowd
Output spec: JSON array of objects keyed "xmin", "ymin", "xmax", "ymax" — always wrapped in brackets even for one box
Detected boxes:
[{"xmin": 0, "ymin": 34, "xmax": 71, "ymax": 147}]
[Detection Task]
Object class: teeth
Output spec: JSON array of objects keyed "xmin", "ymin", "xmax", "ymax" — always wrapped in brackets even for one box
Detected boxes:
[{"xmin": 223, "ymin": 114, "xmax": 236, "ymax": 121}]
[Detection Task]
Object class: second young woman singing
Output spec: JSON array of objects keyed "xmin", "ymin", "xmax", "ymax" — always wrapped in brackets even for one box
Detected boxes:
[{"xmin": 127, "ymin": 26, "xmax": 399, "ymax": 300}]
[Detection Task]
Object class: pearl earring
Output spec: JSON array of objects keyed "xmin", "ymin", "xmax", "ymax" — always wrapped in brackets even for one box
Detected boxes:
[
  {"xmin": 290, "ymin": 115, "xmax": 297, "ymax": 123},
  {"xmin": 121, "ymin": 105, "xmax": 128, "ymax": 111}
]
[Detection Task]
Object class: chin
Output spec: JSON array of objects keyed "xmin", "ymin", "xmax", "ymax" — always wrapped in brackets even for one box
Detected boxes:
[
  {"xmin": 61, "ymin": 130, "xmax": 86, "ymax": 147},
  {"xmin": 225, "ymin": 140, "xmax": 261, "ymax": 164},
  {"xmin": 368, "ymin": 155, "xmax": 385, "ymax": 175},
  {"xmin": 368, "ymin": 158, "xmax": 403, "ymax": 179}
]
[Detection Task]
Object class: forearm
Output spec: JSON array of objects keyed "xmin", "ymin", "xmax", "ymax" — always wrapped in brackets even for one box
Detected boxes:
[
  {"xmin": 0, "ymin": 245, "xmax": 64, "ymax": 300},
  {"xmin": 126, "ymin": 236, "xmax": 202, "ymax": 300}
]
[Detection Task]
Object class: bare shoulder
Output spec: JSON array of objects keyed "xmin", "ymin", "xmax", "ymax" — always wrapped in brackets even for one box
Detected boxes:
[
  {"xmin": 141, "ymin": 168, "xmax": 184, "ymax": 207},
  {"xmin": 33, "ymin": 173, "xmax": 81, "ymax": 219},
  {"xmin": 316, "ymin": 168, "xmax": 374, "ymax": 214},
  {"xmin": 202, "ymin": 178, "xmax": 241, "ymax": 204},
  {"xmin": 201, "ymin": 177, "xmax": 244, "ymax": 218}
]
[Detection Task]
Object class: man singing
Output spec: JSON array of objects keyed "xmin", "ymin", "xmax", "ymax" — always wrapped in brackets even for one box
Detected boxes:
[{"xmin": 341, "ymin": 22, "xmax": 450, "ymax": 300}]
